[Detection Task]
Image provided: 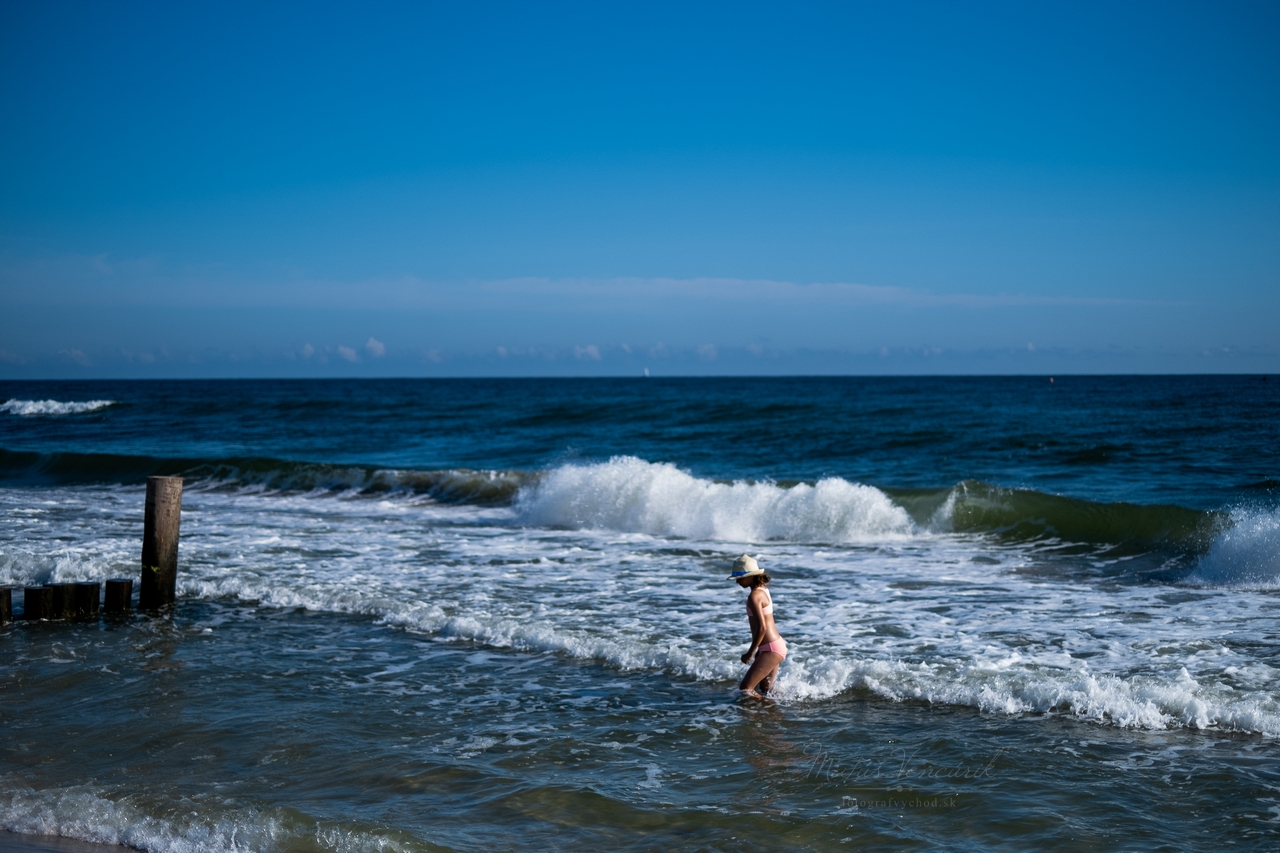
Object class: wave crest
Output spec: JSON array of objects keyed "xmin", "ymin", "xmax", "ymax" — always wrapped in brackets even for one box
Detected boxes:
[
  {"xmin": 516, "ymin": 456, "xmax": 913, "ymax": 543},
  {"xmin": 896, "ymin": 480, "xmax": 1220, "ymax": 550},
  {"xmin": 1, "ymin": 399, "xmax": 116, "ymax": 416},
  {"xmin": 189, "ymin": 461, "xmax": 526, "ymax": 504},
  {"xmin": 0, "ymin": 449, "xmax": 526, "ymax": 504}
]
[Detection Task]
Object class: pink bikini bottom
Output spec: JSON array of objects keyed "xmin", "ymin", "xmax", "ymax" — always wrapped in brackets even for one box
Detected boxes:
[{"xmin": 757, "ymin": 638, "xmax": 788, "ymax": 661}]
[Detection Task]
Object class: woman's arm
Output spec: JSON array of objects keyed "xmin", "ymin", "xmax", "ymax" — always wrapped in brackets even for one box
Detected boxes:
[{"xmin": 740, "ymin": 590, "xmax": 765, "ymax": 664}]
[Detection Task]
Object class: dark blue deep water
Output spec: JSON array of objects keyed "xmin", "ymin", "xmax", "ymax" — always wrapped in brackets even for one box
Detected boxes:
[{"xmin": 2, "ymin": 376, "xmax": 1276, "ymax": 507}]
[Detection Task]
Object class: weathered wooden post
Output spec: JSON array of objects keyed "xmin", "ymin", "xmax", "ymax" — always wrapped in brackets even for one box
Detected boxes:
[
  {"xmin": 139, "ymin": 476, "xmax": 183, "ymax": 610},
  {"xmin": 73, "ymin": 582, "xmax": 101, "ymax": 620},
  {"xmin": 23, "ymin": 586, "xmax": 51, "ymax": 620},
  {"xmin": 0, "ymin": 587, "xmax": 11, "ymax": 625},
  {"xmin": 104, "ymin": 578, "xmax": 133, "ymax": 614},
  {"xmin": 46, "ymin": 583, "xmax": 75, "ymax": 620}
]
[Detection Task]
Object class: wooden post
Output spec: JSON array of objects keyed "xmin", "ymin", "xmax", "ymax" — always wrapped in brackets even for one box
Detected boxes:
[
  {"xmin": 139, "ymin": 476, "xmax": 183, "ymax": 610},
  {"xmin": 73, "ymin": 582, "xmax": 101, "ymax": 620},
  {"xmin": 0, "ymin": 587, "xmax": 11, "ymax": 625},
  {"xmin": 23, "ymin": 586, "xmax": 51, "ymax": 621},
  {"xmin": 104, "ymin": 578, "xmax": 133, "ymax": 614},
  {"xmin": 46, "ymin": 583, "xmax": 75, "ymax": 620}
]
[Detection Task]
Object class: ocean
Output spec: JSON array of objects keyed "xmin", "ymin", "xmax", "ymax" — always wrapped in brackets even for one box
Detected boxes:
[{"xmin": 1, "ymin": 376, "xmax": 1277, "ymax": 851}]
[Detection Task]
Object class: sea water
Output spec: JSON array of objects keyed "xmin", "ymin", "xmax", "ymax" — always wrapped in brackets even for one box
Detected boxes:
[{"xmin": 0, "ymin": 376, "xmax": 1277, "ymax": 851}]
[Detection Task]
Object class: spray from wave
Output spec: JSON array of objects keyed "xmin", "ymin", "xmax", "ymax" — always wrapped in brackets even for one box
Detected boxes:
[
  {"xmin": 1, "ymin": 399, "xmax": 116, "ymax": 416},
  {"xmin": 1186, "ymin": 507, "xmax": 1280, "ymax": 590},
  {"xmin": 516, "ymin": 456, "xmax": 914, "ymax": 543}
]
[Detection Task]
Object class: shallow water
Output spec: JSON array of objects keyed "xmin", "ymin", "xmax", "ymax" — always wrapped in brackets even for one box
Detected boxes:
[
  {"xmin": 4, "ymin": 602, "xmax": 1278, "ymax": 852},
  {"xmin": 1, "ymin": 377, "xmax": 1278, "ymax": 850}
]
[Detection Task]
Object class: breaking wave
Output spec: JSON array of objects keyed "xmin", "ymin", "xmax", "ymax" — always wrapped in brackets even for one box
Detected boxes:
[
  {"xmin": 0, "ymin": 449, "xmax": 1237, "ymax": 552},
  {"xmin": 514, "ymin": 457, "xmax": 1223, "ymax": 552},
  {"xmin": 516, "ymin": 456, "xmax": 913, "ymax": 543}
]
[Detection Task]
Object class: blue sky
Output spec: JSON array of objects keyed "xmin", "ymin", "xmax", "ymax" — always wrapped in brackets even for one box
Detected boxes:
[{"xmin": 1, "ymin": 0, "xmax": 1277, "ymax": 377}]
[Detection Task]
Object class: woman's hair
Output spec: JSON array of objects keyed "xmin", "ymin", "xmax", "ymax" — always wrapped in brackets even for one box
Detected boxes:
[{"xmin": 748, "ymin": 572, "xmax": 772, "ymax": 588}]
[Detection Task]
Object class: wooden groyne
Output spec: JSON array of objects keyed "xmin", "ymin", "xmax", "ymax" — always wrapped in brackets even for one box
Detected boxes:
[{"xmin": 4, "ymin": 476, "xmax": 181, "ymax": 624}]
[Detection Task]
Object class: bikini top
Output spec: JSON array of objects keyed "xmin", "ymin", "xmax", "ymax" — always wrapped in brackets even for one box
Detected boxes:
[{"xmin": 749, "ymin": 588, "xmax": 775, "ymax": 616}]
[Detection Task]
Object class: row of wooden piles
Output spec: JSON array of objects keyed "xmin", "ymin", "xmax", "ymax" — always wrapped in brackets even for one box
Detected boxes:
[{"xmin": 0, "ymin": 579, "xmax": 133, "ymax": 624}]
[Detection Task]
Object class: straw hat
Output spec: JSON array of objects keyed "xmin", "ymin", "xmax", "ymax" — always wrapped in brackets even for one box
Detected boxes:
[{"xmin": 727, "ymin": 554, "xmax": 764, "ymax": 580}]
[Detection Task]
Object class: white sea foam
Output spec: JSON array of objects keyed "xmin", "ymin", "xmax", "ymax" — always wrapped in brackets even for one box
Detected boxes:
[
  {"xmin": 0, "ymin": 399, "xmax": 116, "ymax": 416},
  {"xmin": 180, "ymin": 563, "xmax": 1280, "ymax": 735},
  {"xmin": 4, "ymin": 480, "xmax": 1279, "ymax": 736},
  {"xmin": 517, "ymin": 456, "xmax": 914, "ymax": 543},
  {"xmin": 1187, "ymin": 507, "xmax": 1280, "ymax": 589}
]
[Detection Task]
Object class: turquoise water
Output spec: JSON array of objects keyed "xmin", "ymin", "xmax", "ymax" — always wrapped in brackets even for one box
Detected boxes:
[{"xmin": 1, "ymin": 377, "xmax": 1278, "ymax": 850}]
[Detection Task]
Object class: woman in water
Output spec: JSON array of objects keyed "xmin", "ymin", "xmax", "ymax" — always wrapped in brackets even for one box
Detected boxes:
[{"xmin": 730, "ymin": 554, "xmax": 786, "ymax": 697}]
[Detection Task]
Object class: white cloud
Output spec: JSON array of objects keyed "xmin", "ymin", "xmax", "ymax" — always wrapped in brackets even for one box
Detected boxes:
[
  {"xmin": 697, "ymin": 344, "xmax": 718, "ymax": 360},
  {"xmin": 59, "ymin": 348, "xmax": 91, "ymax": 366},
  {"xmin": 301, "ymin": 343, "xmax": 314, "ymax": 358},
  {"xmin": 338, "ymin": 345, "xmax": 359, "ymax": 362},
  {"xmin": 365, "ymin": 337, "xmax": 386, "ymax": 357},
  {"xmin": 574, "ymin": 345, "xmax": 602, "ymax": 361}
]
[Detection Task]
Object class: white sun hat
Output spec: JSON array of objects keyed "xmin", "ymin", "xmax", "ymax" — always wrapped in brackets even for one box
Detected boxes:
[{"xmin": 727, "ymin": 554, "xmax": 764, "ymax": 580}]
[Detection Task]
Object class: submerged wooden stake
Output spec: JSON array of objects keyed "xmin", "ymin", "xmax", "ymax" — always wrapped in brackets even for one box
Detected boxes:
[
  {"xmin": 0, "ymin": 587, "xmax": 11, "ymax": 625},
  {"xmin": 73, "ymin": 581, "xmax": 101, "ymax": 620},
  {"xmin": 104, "ymin": 578, "xmax": 133, "ymax": 614},
  {"xmin": 139, "ymin": 476, "xmax": 183, "ymax": 610},
  {"xmin": 23, "ymin": 586, "xmax": 51, "ymax": 621}
]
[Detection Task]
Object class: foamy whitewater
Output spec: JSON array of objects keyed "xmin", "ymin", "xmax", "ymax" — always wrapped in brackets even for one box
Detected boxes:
[
  {"xmin": 2, "ymin": 377, "xmax": 1277, "ymax": 851},
  {"xmin": 3, "ymin": 457, "xmax": 1277, "ymax": 736},
  {"xmin": 1, "ymin": 399, "xmax": 116, "ymax": 416}
]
